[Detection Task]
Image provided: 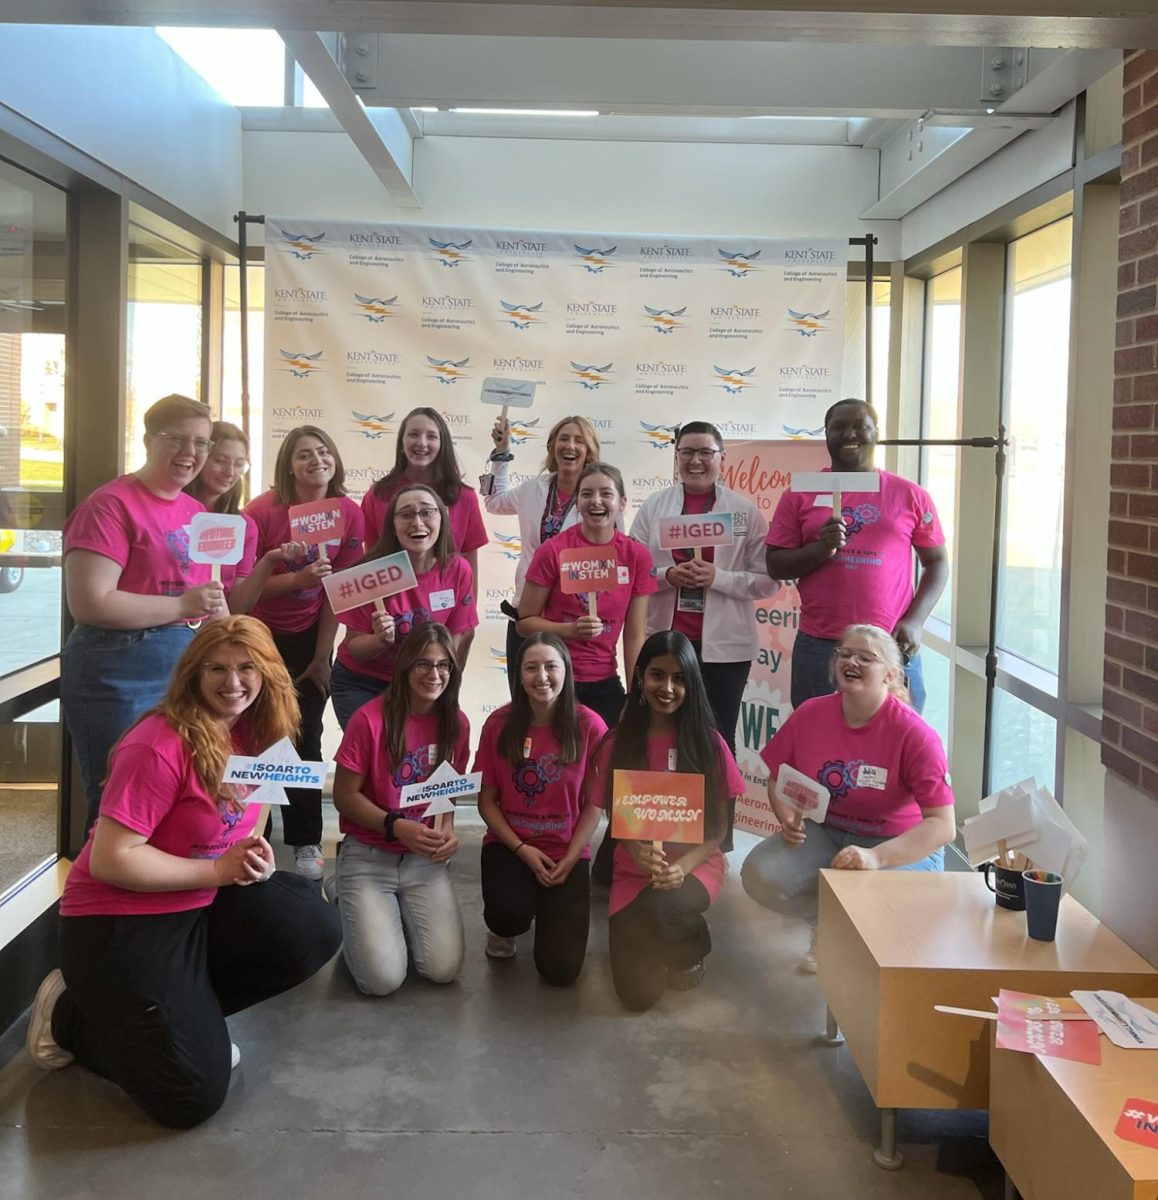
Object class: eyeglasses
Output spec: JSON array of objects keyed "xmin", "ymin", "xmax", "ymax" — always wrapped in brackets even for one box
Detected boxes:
[
  {"xmin": 677, "ymin": 448, "xmax": 720, "ymax": 462},
  {"xmin": 395, "ymin": 506, "xmax": 439, "ymax": 522},
  {"xmin": 208, "ymin": 453, "xmax": 250, "ymax": 475},
  {"xmin": 834, "ymin": 648, "xmax": 881, "ymax": 666},
  {"xmin": 412, "ymin": 659, "xmax": 453, "ymax": 676},
  {"xmin": 202, "ymin": 662, "xmax": 260, "ymax": 680},
  {"xmin": 294, "ymin": 447, "xmax": 333, "ymax": 462},
  {"xmin": 156, "ymin": 432, "xmax": 214, "ymax": 455}
]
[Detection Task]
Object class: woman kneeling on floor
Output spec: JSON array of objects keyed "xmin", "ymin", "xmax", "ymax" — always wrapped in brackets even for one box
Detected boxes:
[
  {"xmin": 587, "ymin": 630, "xmax": 745, "ymax": 1011},
  {"xmin": 332, "ymin": 623, "xmax": 469, "ymax": 995},
  {"xmin": 27, "ymin": 616, "xmax": 342, "ymax": 1129},
  {"xmin": 740, "ymin": 623, "xmax": 956, "ymax": 974}
]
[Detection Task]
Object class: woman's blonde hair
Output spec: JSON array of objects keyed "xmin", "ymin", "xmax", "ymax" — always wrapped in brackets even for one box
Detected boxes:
[
  {"xmin": 835, "ymin": 624, "xmax": 911, "ymax": 704},
  {"xmin": 156, "ymin": 616, "xmax": 300, "ymax": 799},
  {"xmin": 541, "ymin": 415, "xmax": 601, "ymax": 475}
]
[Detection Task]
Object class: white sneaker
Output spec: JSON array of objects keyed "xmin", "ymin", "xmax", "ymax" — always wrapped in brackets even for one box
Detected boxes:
[
  {"xmin": 230, "ymin": 1043, "xmax": 241, "ymax": 1070},
  {"xmin": 26, "ymin": 970, "xmax": 73, "ymax": 1070},
  {"xmin": 485, "ymin": 933, "xmax": 517, "ymax": 959},
  {"xmin": 798, "ymin": 928, "xmax": 818, "ymax": 974},
  {"xmin": 292, "ymin": 844, "xmax": 324, "ymax": 880}
]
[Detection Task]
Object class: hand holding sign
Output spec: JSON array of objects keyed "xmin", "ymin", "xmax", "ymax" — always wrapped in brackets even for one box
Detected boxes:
[
  {"xmin": 323, "ymin": 550, "xmax": 419, "ymax": 617},
  {"xmin": 658, "ymin": 512, "xmax": 734, "ymax": 563},
  {"xmin": 775, "ymin": 763, "xmax": 831, "ymax": 825},
  {"xmin": 188, "ymin": 513, "xmax": 247, "ymax": 583},
  {"xmin": 558, "ymin": 545, "xmax": 618, "ymax": 621},
  {"xmin": 481, "ymin": 376, "xmax": 536, "ymax": 424},
  {"xmin": 225, "ymin": 737, "xmax": 328, "ymax": 807}
]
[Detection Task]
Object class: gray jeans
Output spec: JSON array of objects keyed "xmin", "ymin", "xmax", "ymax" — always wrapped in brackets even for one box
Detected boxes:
[
  {"xmin": 335, "ymin": 837, "xmax": 465, "ymax": 996},
  {"xmin": 740, "ymin": 824, "xmax": 944, "ymax": 926}
]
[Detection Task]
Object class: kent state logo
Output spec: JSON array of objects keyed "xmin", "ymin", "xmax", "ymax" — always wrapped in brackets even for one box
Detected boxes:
[
  {"xmin": 840, "ymin": 502, "xmax": 880, "ymax": 537},
  {"xmin": 489, "ymin": 647, "xmax": 509, "ymax": 672},
  {"xmin": 492, "ymin": 532, "xmax": 522, "ymax": 560},
  {"xmin": 499, "ymin": 300, "xmax": 545, "ymax": 330},
  {"xmin": 644, "ymin": 305, "xmax": 687, "ymax": 334},
  {"xmin": 713, "ymin": 365, "xmax": 757, "ymax": 394},
  {"xmin": 786, "ymin": 308, "xmax": 831, "ymax": 337},
  {"xmin": 353, "ymin": 293, "xmax": 399, "ymax": 322},
  {"xmin": 639, "ymin": 421, "xmax": 678, "ymax": 450},
  {"xmin": 509, "ymin": 418, "xmax": 541, "ymax": 445},
  {"xmin": 574, "ymin": 243, "xmax": 617, "ymax": 273},
  {"xmin": 570, "ymin": 361, "xmax": 612, "ymax": 390},
  {"xmin": 783, "ymin": 424, "xmax": 825, "ymax": 439},
  {"xmin": 350, "ymin": 410, "xmax": 395, "ymax": 439},
  {"xmin": 429, "ymin": 237, "xmax": 473, "ymax": 267},
  {"xmin": 426, "ymin": 356, "xmax": 470, "ymax": 384},
  {"xmin": 718, "ymin": 248, "xmax": 761, "ymax": 278},
  {"xmin": 278, "ymin": 227, "xmax": 326, "ymax": 260},
  {"xmin": 278, "ymin": 349, "xmax": 324, "ymax": 378},
  {"xmin": 440, "ymin": 411, "xmax": 472, "ymax": 430}
]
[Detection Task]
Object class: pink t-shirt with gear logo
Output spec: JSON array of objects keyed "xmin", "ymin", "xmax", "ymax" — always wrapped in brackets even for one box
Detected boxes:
[
  {"xmin": 61, "ymin": 714, "xmax": 260, "ymax": 917},
  {"xmin": 765, "ymin": 468, "xmax": 944, "ymax": 639},
  {"xmin": 335, "ymin": 556, "xmax": 478, "ymax": 683},
  {"xmin": 525, "ymin": 526, "xmax": 658, "ymax": 682},
  {"xmin": 335, "ymin": 701, "xmax": 470, "ymax": 853},
  {"xmin": 473, "ymin": 703, "xmax": 608, "ymax": 861},
  {"xmin": 63, "ymin": 474, "xmax": 211, "ymax": 606},
  {"xmin": 759, "ymin": 692, "xmax": 953, "ymax": 838}
]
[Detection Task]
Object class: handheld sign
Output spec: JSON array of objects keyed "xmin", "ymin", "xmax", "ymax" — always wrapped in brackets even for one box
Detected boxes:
[
  {"xmin": 558, "ymin": 545, "xmax": 618, "ymax": 619},
  {"xmin": 289, "ymin": 498, "xmax": 345, "ymax": 563},
  {"xmin": 658, "ymin": 512, "xmax": 735, "ymax": 562},
  {"xmin": 481, "ymin": 376, "xmax": 536, "ymax": 422},
  {"xmin": 322, "ymin": 550, "xmax": 418, "ymax": 616},
  {"xmin": 775, "ymin": 762, "xmax": 830, "ymax": 824},
  {"xmin": 610, "ymin": 769, "xmax": 705, "ymax": 844},
  {"xmin": 399, "ymin": 761, "xmax": 480, "ymax": 833},
  {"xmin": 188, "ymin": 512, "xmax": 247, "ymax": 583},
  {"xmin": 791, "ymin": 471, "xmax": 879, "ymax": 508},
  {"xmin": 225, "ymin": 737, "xmax": 328, "ymax": 807}
]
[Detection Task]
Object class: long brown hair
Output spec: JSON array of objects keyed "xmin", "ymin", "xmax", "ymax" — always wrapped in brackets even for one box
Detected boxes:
[
  {"xmin": 273, "ymin": 425, "xmax": 347, "ymax": 505},
  {"xmin": 372, "ymin": 407, "xmax": 465, "ymax": 506},
  {"xmin": 188, "ymin": 420, "xmax": 249, "ymax": 514},
  {"xmin": 498, "ymin": 633, "xmax": 582, "ymax": 765},
  {"xmin": 156, "ymin": 616, "xmax": 300, "ymax": 799},
  {"xmin": 364, "ymin": 483, "xmax": 455, "ymax": 570},
  {"xmin": 384, "ymin": 623, "xmax": 463, "ymax": 767}
]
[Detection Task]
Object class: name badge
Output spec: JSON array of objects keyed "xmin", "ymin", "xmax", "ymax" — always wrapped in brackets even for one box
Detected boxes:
[
  {"xmin": 667, "ymin": 747, "xmax": 678, "ymax": 771},
  {"xmin": 856, "ymin": 764, "xmax": 889, "ymax": 790},
  {"xmin": 733, "ymin": 510, "xmax": 749, "ymax": 536},
  {"xmin": 430, "ymin": 588, "xmax": 455, "ymax": 612},
  {"xmin": 676, "ymin": 586, "xmax": 705, "ymax": 613},
  {"xmin": 523, "ymin": 736, "xmax": 533, "ymax": 759},
  {"xmin": 617, "ymin": 566, "xmax": 630, "ymax": 585}
]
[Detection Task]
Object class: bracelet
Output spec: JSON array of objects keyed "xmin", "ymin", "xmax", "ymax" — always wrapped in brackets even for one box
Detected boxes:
[
  {"xmin": 513, "ymin": 841, "xmax": 525, "ymax": 854},
  {"xmin": 489, "ymin": 451, "xmax": 515, "ymax": 463},
  {"xmin": 383, "ymin": 810, "xmax": 401, "ymax": 840}
]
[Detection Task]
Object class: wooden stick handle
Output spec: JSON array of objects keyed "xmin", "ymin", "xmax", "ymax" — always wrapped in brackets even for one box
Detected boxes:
[
  {"xmin": 373, "ymin": 598, "xmax": 386, "ymax": 615},
  {"xmin": 693, "ymin": 546, "xmax": 702, "ymax": 560},
  {"xmin": 588, "ymin": 592, "xmax": 598, "ymax": 619},
  {"xmin": 935, "ymin": 1005, "xmax": 1092, "ymax": 1022},
  {"xmin": 317, "ymin": 542, "xmax": 329, "ymax": 563},
  {"xmin": 211, "ymin": 563, "xmax": 222, "ymax": 584},
  {"xmin": 832, "ymin": 486, "xmax": 842, "ymax": 515},
  {"xmin": 500, "ymin": 403, "xmax": 509, "ymax": 423}
]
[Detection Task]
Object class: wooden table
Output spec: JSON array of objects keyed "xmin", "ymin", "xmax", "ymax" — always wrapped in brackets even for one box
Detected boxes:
[
  {"xmin": 990, "ymin": 999, "xmax": 1158, "ymax": 1200},
  {"xmin": 816, "ymin": 870, "xmax": 1158, "ymax": 1169}
]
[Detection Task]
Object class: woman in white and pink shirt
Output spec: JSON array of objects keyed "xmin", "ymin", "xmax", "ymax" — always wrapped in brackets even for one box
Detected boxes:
[
  {"xmin": 474, "ymin": 633, "xmax": 607, "ymax": 983},
  {"xmin": 741, "ymin": 623, "xmax": 956, "ymax": 973},
  {"xmin": 27, "ymin": 617, "xmax": 341, "ymax": 1128},
  {"xmin": 61, "ymin": 394, "xmax": 228, "ymax": 828},
  {"xmin": 333, "ymin": 623, "xmax": 469, "ymax": 996},
  {"xmin": 330, "ymin": 484, "xmax": 478, "ymax": 729}
]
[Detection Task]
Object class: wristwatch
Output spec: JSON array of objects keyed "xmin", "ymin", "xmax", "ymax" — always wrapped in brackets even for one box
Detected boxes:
[
  {"xmin": 383, "ymin": 810, "xmax": 401, "ymax": 839},
  {"xmin": 489, "ymin": 450, "xmax": 515, "ymax": 463}
]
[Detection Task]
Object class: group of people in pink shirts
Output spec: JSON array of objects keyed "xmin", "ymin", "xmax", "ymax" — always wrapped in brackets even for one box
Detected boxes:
[{"xmin": 26, "ymin": 391, "xmax": 957, "ymax": 1128}]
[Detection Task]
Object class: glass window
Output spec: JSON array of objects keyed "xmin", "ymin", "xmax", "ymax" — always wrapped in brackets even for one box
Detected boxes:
[
  {"xmin": 126, "ymin": 221, "xmax": 203, "ymax": 468},
  {"xmin": 841, "ymin": 278, "xmax": 891, "ymax": 418},
  {"xmin": 223, "ymin": 263, "xmax": 265, "ymax": 486},
  {"xmin": 920, "ymin": 266, "xmax": 962, "ymax": 625},
  {"xmin": 989, "ymin": 688, "xmax": 1057, "ymax": 794},
  {"xmin": 0, "ymin": 699, "xmax": 61, "ymax": 889},
  {"xmin": 996, "ymin": 218, "xmax": 1072, "ymax": 672},
  {"xmin": 156, "ymin": 28, "xmax": 287, "ymax": 107},
  {"xmin": 0, "ymin": 159, "xmax": 67, "ymax": 680},
  {"xmin": 919, "ymin": 646, "xmax": 951, "ymax": 751}
]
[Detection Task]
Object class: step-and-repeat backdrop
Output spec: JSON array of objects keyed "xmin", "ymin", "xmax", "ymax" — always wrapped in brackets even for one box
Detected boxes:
[{"xmin": 263, "ymin": 221, "xmax": 847, "ymax": 826}]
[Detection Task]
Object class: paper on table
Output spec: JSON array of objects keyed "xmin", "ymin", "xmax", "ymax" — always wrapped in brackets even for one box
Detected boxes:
[
  {"xmin": 996, "ymin": 989, "xmax": 1102, "ymax": 1065},
  {"xmin": 961, "ymin": 793, "xmax": 1037, "ymax": 865},
  {"xmin": 1072, "ymin": 990, "xmax": 1158, "ymax": 1050}
]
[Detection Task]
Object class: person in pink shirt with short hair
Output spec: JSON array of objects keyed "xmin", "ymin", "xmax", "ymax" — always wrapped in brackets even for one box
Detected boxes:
[
  {"xmin": 61, "ymin": 394, "xmax": 227, "ymax": 828},
  {"xmin": 741, "ymin": 623, "xmax": 956, "ymax": 974},
  {"xmin": 331, "ymin": 483, "xmax": 478, "ymax": 729}
]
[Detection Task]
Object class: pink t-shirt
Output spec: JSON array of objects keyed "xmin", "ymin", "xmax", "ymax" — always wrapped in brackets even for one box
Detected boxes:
[
  {"xmin": 473, "ymin": 704, "xmax": 608, "ymax": 861},
  {"xmin": 335, "ymin": 701, "xmax": 470, "ymax": 852},
  {"xmin": 243, "ymin": 490, "xmax": 365, "ymax": 633},
  {"xmin": 361, "ymin": 479, "xmax": 488, "ymax": 556},
  {"xmin": 220, "ymin": 512, "xmax": 260, "ymax": 593},
  {"xmin": 765, "ymin": 469, "xmax": 944, "ymax": 639},
  {"xmin": 759, "ymin": 691, "xmax": 954, "ymax": 838},
  {"xmin": 586, "ymin": 728, "xmax": 745, "ymax": 916},
  {"xmin": 335, "ymin": 556, "xmax": 478, "ymax": 682},
  {"xmin": 60, "ymin": 714, "xmax": 260, "ymax": 917},
  {"xmin": 524, "ymin": 527, "xmax": 658, "ymax": 682},
  {"xmin": 63, "ymin": 474, "xmax": 211, "ymax": 608},
  {"xmin": 669, "ymin": 487, "xmax": 715, "ymax": 643}
]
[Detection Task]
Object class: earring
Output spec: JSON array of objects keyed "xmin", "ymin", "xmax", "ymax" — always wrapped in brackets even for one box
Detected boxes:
[{"xmin": 637, "ymin": 689, "xmax": 646, "ymax": 706}]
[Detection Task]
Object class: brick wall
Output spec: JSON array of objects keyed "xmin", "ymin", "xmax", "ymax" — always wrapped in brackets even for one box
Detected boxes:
[{"xmin": 1104, "ymin": 49, "xmax": 1158, "ymax": 789}]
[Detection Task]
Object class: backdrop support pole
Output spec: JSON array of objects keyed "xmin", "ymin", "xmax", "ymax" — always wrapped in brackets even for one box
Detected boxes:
[
  {"xmin": 233, "ymin": 211, "xmax": 266, "ymax": 448},
  {"xmin": 849, "ymin": 234, "xmax": 879, "ymax": 407}
]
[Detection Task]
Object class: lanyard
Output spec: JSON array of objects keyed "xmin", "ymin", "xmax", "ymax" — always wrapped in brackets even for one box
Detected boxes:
[{"xmin": 539, "ymin": 476, "xmax": 575, "ymax": 543}]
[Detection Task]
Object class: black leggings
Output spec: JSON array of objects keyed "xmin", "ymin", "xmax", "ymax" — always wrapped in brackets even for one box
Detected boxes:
[
  {"xmin": 480, "ymin": 842, "xmax": 590, "ymax": 986},
  {"xmin": 608, "ymin": 876, "xmax": 711, "ymax": 1012},
  {"xmin": 272, "ymin": 625, "xmax": 329, "ymax": 846},
  {"xmin": 54, "ymin": 873, "xmax": 341, "ymax": 1128}
]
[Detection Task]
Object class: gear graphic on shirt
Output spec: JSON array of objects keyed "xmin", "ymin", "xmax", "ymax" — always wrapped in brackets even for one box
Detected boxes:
[
  {"xmin": 817, "ymin": 758, "xmax": 865, "ymax": 800},
  {"xmin": 218, "ymin": 796, "xmax": 246, "ymax": 830},
  {"xmin": 393, "ymin": 743, "xmax": 435, "ymax": 788},
  {"xmin": 513, "ymin": 752, "xmax": 564, "ymax": 805},
  {"xmin": 842, "ymin": 502, "xmax": 881, "ymax": 537}
]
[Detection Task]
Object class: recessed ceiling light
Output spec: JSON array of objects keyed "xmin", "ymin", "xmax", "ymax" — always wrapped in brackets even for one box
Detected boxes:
[{"xmin": 450, "ymin": 107, "xmax": 600, "ymax": 118}]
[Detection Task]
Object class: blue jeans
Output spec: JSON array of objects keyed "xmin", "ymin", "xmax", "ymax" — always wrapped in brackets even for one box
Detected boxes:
[
  {"xmin": 330, "ymin": 660, "xmax": 389, "ymax": 731},
  {"xmin": 334, "ymin": 837, "xmax": 464, "ymax": 996},
  {"xmin": 790, "ymin": 631, "xmax": 926, "ymax": 713},
  {"xmin": 740, "ymin": 823, "xmax": 944, "ymax": 926},
  {"xmin": 61, "ymin": 623, "xmax": 196, "ymax": 827}
]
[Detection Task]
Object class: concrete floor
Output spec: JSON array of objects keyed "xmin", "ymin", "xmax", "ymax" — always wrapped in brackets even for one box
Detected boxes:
[{"xmin": 0, "ymin": 812, "xmax": 1004, "ymax": 1200}]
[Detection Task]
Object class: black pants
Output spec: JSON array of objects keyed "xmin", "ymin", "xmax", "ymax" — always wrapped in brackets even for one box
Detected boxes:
[
  {"xmin": 608, "ymin": 876, "xmax": 711, "ymax": 1012},
  {"xmin": 54, "ymin": 872, "xmax": 341, "ymax": 1128},
  {"xmin": 480, "ymin": 843, "xmax": 591, "ymax": 986},
  {"xmin": 273, "ymin": 625, "xmax": 329, "ymax": 846},
  {"xmin": 574, "ymin": 675, "xmax": 626, "ymax": 885},
  {"xmin": 692, "ymin": 649, "xmax": 751, "ymax": 759}
]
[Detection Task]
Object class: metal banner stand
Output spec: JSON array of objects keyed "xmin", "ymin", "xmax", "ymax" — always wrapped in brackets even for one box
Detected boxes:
[{"xmin": 233, "ymin": 211, "xmax": 267, "ymax": 446}]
